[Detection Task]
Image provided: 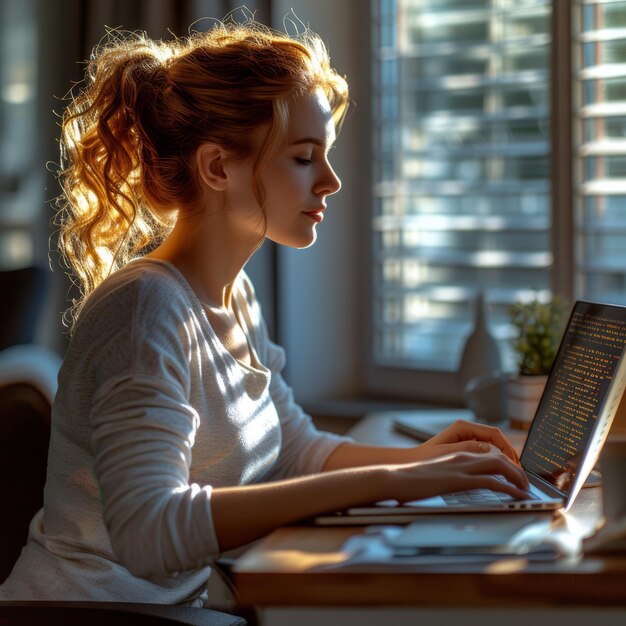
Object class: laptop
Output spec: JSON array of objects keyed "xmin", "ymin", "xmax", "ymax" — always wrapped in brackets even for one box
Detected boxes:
[{"xmin": 315, "ymin": 300, "xmax": 626, "ymax": 525}]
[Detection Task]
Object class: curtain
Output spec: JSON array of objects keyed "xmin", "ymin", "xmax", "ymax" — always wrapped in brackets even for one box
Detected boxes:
[{"xmin": 80, "ymin": 1, "xmax": 271, "ymax": 51}]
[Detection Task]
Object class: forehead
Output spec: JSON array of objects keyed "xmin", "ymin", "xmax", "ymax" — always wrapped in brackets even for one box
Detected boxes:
[{"xmin": 286, "ymin": 89, "xmax": 336, "ymax": 146}]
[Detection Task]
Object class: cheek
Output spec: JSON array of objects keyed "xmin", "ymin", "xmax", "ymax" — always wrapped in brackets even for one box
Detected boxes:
[
  {"xmin": 266, "ymin": 165, "xmax": 304, "ymax": 200},
  {"xmin": 228, "ymin": 183, "xmax": 257, "ymax": 211}
]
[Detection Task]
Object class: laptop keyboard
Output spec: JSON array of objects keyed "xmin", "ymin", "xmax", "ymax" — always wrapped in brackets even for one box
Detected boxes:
[{"xmin": 442, "ymin": 475, "xmax": 538, "ymax": 505}]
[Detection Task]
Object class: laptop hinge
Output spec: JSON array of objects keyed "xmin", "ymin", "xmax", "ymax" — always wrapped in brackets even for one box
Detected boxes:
[{"xmin": 528, "ymin": 472, "xmax": 566, "ymax": 499}]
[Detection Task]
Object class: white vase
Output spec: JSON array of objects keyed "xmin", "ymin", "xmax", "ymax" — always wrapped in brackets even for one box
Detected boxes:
[
  {"xmin": 507, "ymin": 375, "xmax": 548, "ymax": 430},
  {"xmin": 458, "ymin": 291, "xmax": 501, "ymax": 391}
]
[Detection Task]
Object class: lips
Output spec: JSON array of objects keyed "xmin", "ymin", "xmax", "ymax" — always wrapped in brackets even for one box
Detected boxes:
[{"xmin": 303, "ymin": 208, "xmax": 325, "ymax": 223}]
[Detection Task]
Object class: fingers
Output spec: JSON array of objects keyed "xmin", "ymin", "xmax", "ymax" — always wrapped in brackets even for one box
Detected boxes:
[
  {"xmin": 393, "ymin": 451, "xmax": 531, "ymax": 503},
  {"xmin": 429, "ymin": 449, "xmax": 529, "ymax": 491},
  {"xmin": 463, "ymin": 452, "xmax": 530, "ymax": 491},
  {"xmin": 431, "ymin": 439, "xmax": 506, "ymax": 459},
  {"xmin": 461, "ymin": 440, "xmax": 496, "ymax": 454},
  {"xmin": 442, "ymin": 420, "xmax": 521, "ymax": 466},
  {"xmin": 478, "ymin": 426, "xmax": 520, "ymax": 465}
]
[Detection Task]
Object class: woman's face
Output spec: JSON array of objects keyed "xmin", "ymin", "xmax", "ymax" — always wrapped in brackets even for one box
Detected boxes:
[{"xmin": 228, "ymin": 89, "xmax": 342, "ymax": 249}]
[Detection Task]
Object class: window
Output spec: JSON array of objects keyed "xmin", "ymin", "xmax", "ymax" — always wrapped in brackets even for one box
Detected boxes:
[
  {"xmin": 575, "ymin": 1, "xmax": 626, "ymax": 303},
  {"xmin": 369, "ymin": 0, "xmax": 626, "ymax": 398},
  {"xmin": 0, "ymin": 0, "xmax": 39, "ymax": 269}
]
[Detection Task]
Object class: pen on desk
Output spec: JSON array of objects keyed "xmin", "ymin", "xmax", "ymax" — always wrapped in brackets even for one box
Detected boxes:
[{"xmin": 393, "ymin": 421, "xmax": 430, "ymax": 442}]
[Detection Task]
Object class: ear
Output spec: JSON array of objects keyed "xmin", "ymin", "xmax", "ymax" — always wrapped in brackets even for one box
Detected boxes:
[{"xmin": 196, "ymin": 143, "xmax": 230, "ymax": 191}]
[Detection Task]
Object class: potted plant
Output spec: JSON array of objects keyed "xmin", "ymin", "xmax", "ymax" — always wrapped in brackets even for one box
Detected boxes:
[{"xmin": 507, "ymin": 295, "xmax": 569, "ymax": 429}]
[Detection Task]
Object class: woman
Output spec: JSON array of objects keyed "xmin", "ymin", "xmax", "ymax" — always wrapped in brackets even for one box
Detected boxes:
[{"xmin": 0, "ymin": 19, "xmax": 529, "ymax": 609}]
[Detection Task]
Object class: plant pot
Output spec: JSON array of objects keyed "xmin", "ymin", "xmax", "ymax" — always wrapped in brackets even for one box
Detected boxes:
[{"xmin": 507, "ymin": 374, "xmax": 548, "ymax": 430}]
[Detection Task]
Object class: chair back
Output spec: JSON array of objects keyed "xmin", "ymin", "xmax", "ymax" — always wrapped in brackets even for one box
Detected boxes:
[
  {"xmin": 0, "ymin": 265, "xmax": 48, "ymax": 350},
  {"xmin": 0, "ymin": 382, "xmax": 51, "ymax": 582}
]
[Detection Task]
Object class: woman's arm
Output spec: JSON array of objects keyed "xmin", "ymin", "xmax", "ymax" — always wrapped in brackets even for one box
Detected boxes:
[
  {"xmin": 322, "ymin": 420, "xmax": 520, "ymax": 471},
  {"xmin": 93, "ymin": 377, "xmax": 528, "ymax": 570},
  {"xmin": 211, "ymin": 450, "xmax": 529, "ymax": 552}
]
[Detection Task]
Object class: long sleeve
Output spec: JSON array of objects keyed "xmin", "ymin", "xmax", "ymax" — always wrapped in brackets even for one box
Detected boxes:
[{"xmin": 90, "ymin": 373, "xmax": 220, "ymax": 578}]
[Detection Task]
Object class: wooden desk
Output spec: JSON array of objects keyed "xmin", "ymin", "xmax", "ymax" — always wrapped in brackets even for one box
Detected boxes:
[{"xmin": 233, "ymin": 413, "xmax": 626, "ymax": 618}]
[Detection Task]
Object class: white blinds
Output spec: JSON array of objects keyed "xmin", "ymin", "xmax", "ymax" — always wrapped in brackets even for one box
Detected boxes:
[
  {"xmin": 372, "ymin": 0, "xmax": 552, "ymax": 371},
  {"xmin": 575, "ymin": 0, "xmax": 626, "ymax": 303}
]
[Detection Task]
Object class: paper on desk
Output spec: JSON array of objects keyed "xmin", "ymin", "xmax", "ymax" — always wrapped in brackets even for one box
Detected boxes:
[{"xmin": 309, "ymin": 523, "xmax": 572, "ymax": 573}]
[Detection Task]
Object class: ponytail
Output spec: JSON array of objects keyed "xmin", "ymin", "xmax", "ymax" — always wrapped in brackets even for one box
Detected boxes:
[{"xmin": 58, "ymin": 41, "xmax": 176, "ymax": 312}]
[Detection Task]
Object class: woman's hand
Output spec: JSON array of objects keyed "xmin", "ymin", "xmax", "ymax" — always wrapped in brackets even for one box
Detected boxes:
[
  {"xmin": 385, "ymin": 450, "xmax": 530, "ymax": 503},
  {"xmin": 412, "ymin": 419, "xmax": 520, "ymax": 465},
  {"xmin": 323, "ymin": 420, "xmax": 520, "ymax": 473}
]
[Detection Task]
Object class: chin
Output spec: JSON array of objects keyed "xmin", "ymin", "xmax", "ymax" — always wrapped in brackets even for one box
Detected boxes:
[
  {"xmin": 268, "ymin": 230, "xmax": 318, "ymax": 249},
  {"xmin": 296, "ymin": 233, "xmax": 317, "ymax": 249}
]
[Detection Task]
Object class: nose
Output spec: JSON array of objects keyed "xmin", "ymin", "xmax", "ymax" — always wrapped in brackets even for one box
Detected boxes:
[{"xmin": 315, "ymin": 160, "xmax": 342, "ymax": 197}]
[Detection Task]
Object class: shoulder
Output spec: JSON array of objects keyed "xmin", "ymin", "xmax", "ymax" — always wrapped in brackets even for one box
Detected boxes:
[
  {"xmin": 71, "ymin": 259, "xmax": 201, "ymax": 358},
  {"xmin": 78, "ymin": 259, "xmax": 195, "ymax": 327},
  {"xmin": 66, "ymin": 259, "xmax": 201, "ymax": 387}
]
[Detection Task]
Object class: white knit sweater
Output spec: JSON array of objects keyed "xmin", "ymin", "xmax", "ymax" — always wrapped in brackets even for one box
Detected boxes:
[{"xmin": 0, "ymin": 258, "xmax": 349, "ymax": 604}]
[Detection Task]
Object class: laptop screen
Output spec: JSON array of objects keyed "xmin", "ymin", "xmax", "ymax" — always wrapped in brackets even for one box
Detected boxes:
[{"xmin": 520, "ymin": 301, "xmax": 626, "ymax": 497}]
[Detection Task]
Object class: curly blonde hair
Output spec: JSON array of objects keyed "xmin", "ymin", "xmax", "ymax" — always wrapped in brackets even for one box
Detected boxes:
[{"xmin": 57, "ymin": 19, "xmax": 349, "ymax": 321}]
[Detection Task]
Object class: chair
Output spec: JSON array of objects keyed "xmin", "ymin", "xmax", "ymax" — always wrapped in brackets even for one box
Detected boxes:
[
  {"xmin": 0, "ymin": 601, "xmax": 245, "ymax": 625},
  {"xmin": 0, "ymin": 379, "xmax": 52, "ymax": 582},
  {"xmin": 0, "ymin": 266, "xmax": 48, "ymax": 351}
]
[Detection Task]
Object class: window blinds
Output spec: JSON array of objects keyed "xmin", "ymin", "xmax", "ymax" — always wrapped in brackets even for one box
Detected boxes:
[
  {"xmin": 575, "ymin": 0, "xmax": 626, "ymax": 304},
  {"xmin": 372, "ymin": 0, "xmax": 553, "ymax": 371}
]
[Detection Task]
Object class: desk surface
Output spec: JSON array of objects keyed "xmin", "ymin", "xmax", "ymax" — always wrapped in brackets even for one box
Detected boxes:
[{"xmin": 233, "ymin": 413, "xmax": 626, "ymax": 607}]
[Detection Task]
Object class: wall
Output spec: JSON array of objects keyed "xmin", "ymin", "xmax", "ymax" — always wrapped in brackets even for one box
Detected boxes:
[{"xmin": 270, "ymin": 0, "xmax": 369, "ymax": 403}]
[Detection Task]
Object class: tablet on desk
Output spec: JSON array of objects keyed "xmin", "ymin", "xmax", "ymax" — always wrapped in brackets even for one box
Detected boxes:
[{"xmin": 389, "ymin": 513, "xmax": 555, "ymax": 557}]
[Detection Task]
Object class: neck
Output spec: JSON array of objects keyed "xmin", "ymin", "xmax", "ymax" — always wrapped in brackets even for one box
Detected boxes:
[{"xmin": 146, "ymin": 209, "xmax": 262, "ymax": 310}]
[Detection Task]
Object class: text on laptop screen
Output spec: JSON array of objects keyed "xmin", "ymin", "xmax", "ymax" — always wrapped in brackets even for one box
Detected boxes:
[{"xmin": 521, "ymin": 301, "xmax": 626, "ymax": 494}]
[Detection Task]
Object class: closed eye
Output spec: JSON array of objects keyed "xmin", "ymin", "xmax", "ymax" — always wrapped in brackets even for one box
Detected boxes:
[{"xmin": 295, "ymin": 157, "xmax": 313, "ymax": 166}]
